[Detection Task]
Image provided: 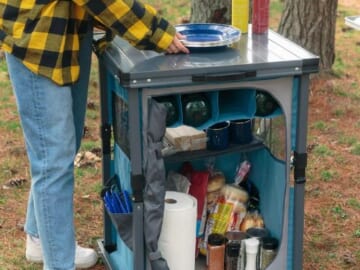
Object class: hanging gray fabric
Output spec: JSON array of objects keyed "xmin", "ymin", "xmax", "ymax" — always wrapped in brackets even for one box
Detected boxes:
[{"xmin": 143, "ymin": 100, "xmax": 169, "ymax": 270}]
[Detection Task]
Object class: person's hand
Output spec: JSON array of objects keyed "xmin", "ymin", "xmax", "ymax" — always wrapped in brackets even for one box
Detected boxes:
[{"xmin": 166, "ymin": 32, "xmax": 190, "ymax": 54}]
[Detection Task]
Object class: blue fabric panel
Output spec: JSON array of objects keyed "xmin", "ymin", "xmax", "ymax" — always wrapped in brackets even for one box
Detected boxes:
[
  {"xmin": 246, "ymin": 148, "xmax": 286, "ymax": 240},
  {"xmin": 108, "ymin": 234, "xmax": 134, "ymax": 270},
  {"xmin": 110, "ymin": 145, "xmax": 134, "ymax": 269},
  {"xmin": 114, "ymin": 143, "xmax": 133, "ymax": 194},
  {"xmin": 287, "ymin": 187, "xmax": 294, "ymax": 270}
]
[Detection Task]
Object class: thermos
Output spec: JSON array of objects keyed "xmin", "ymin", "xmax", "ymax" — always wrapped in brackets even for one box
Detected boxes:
[
  {"xmin": 252, "ymin": 0, "xmax": 270, "ymax": 34},
  {"xmin": 232, "ymin": 0, "xmax": 249, "ymax": 33}
]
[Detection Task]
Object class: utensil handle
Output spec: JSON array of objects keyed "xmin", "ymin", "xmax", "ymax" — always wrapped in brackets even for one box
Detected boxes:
[{"xmin": 192, "ymin": 71, "xmax": 257, "ymax": 82}]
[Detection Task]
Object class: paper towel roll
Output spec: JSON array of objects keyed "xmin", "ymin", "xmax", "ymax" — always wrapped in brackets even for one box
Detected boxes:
[{"xmin": 158, "ymin": 191, "xmax": 197, "ymax": 270}]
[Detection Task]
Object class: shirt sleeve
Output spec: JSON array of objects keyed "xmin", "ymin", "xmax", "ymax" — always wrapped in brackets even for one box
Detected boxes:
[{"xmin": 73, "ymin": 0, "xmax": 175, "ymax": 52}]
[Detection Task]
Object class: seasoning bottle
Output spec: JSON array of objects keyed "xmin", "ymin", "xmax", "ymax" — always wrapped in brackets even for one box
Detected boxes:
[
  {"xmin": 226, "ymin": 241, "xmax": 240, "ymax": 270},
  {"xmin": 244, "ymin": 238, "xmax": 259, "ymax": 270},
  {"xmin": 260, "ymin": 237, "xmax": 278, "ymax": 270},
  {"xmin": 207, "ymin": 233, "xmax": 226, "ymax": 270},
  {"xmin": 246, "ymin": 227, "xmax": 269, "ymax": 269},
  {"xmin": 231, "ymin": 0, "xmax": 249, "ymax": 33}
]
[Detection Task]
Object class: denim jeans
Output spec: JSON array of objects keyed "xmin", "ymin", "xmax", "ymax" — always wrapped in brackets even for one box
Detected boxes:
[{"xmin": 6, "ymin": 26, "xmax": 93, "ymax": 270}]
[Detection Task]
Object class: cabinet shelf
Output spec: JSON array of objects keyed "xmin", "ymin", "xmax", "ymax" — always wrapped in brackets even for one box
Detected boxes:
[{"xmin": 163, "ymin": 137, "xmax": 264, "ymax": 163}]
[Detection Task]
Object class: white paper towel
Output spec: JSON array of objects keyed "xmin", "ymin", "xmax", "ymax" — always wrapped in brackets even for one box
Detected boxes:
[{"xmin": 158, "ymin": 191, "xmax": 197, "ymax": 270}]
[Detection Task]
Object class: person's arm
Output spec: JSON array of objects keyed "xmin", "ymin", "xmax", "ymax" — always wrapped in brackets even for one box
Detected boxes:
[{"xmin": 74, "ymin": 0, "xmax": 188, "ymax": 53}]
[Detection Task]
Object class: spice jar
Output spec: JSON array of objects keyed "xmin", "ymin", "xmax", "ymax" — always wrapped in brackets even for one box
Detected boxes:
[
  {"xmin": 226, "ymin": 241, "xmax": 240, "ymax": 270},
  {"xmin": 260, "ymin": 237, "xmax": 278, "ymax": 270},
  {"xmin": 207, "ymin": 233, "xmax": 226, "ymax": 270},
  {"xmin": 246, "ymin": 227, "xmax": 269, "ymax": 269},
  {"xmin": 244, "ymin": 238, "xmax": 260, "ymax": 270}
]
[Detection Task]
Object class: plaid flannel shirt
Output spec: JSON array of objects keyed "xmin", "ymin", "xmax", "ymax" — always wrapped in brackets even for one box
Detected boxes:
[{"xmin": 0, "ymin": 0, "xmax": 176, "ymax": 85}]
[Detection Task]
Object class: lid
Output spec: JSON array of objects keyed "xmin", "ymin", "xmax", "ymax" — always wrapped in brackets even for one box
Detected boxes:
[
  {"xmin": 246, "ymin": 227, "xmax": 269, "ymax": 239},
  {"xmin": 244, "ymin": 238, "xmax": 260, "ymax": 254},
  {"xmin": 226, "ymin": 241, "xmax": 241, "ymax": 257},
  {"xmin": 208, "ymin": 233, "xmax": 226, "ymax": 246},
  {"xmin": 261, "ymin": 237, "xmax": 279, "ymax": 250},
  {"xmin": 225, "ymin": 230, "xmax": 248, "ymax": 242}
]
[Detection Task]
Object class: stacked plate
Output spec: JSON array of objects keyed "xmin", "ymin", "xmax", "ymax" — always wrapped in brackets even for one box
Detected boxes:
[{"xmin": 175, "ymin": 23, "xmax": 241, "ymax": 51}]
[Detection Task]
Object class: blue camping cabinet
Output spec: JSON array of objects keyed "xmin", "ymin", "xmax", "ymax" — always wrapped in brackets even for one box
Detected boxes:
[{"xmin": 93, "ymin": 29, "xmax": 319, "ymax": 270}]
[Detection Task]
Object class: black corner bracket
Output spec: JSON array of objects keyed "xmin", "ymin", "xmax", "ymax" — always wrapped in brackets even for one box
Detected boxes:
[
  {"xmin": 293, "ymin": 151, "xmax": 307, "ymax": 184},
  {"xmin": 101, "ymin": 124, "xmax": 112, "ymax": 155},
  {"xmin": 131, "ymin": 174, "xmax": 145, "ymax": 202}
]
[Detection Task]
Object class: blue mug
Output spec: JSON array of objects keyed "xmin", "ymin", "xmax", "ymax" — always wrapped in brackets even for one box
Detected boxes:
[
  {"xmin": 230, "ymin": 119, "xmax": 253, "ymax": 144},
  {"xmin": 207, "ymin": 121, "xmax": 230, "ymax": 150}
]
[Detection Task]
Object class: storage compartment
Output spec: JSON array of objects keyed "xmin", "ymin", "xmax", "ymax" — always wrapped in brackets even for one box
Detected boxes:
[
  {"xmin": 95, "ymin": 28, "xmax": 319, "ymax": 270},
  {"xmin": 218, "ymin": 89, "xmax": 256, "ymax": 120}
]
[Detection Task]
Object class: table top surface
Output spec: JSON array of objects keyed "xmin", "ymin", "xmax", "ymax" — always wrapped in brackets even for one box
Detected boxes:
[{"xmin": 97, "ymin": 28, "xmax": 319, "ymax": 87}]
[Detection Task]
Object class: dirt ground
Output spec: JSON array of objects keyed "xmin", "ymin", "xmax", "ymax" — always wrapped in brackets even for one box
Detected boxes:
[{"xmin": 303, "ymin": 0, "xmax": 360, "ymax": 269}]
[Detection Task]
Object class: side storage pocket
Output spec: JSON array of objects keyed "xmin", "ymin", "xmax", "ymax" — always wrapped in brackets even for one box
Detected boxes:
[{"xmin": 107, "ymin": 210, "xmax": 133, "ymax": 251}]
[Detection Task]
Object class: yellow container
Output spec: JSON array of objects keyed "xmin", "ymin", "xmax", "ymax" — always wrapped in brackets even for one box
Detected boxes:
[{"xmin": 231, "ymin": 0, "xmax": 249, "ymax": 33}]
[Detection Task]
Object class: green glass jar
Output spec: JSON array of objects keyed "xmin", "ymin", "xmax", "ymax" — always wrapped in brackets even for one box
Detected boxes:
[
  {"xmin": 182, "ymin": 93, "xmax": 211, "ymax": 127},
  {"xmin": 255, "ymin": 91, "xmax": 279, "ymax": 116}
]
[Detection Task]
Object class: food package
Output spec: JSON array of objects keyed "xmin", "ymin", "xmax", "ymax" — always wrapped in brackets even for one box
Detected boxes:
[
  {"xmin": 165, "ymin": 125, "xmax": 207, "ymax": 151},
  {"xmin": 206, "ymin": 171, "xmax": 226, "ymax": 211},
  {"xmin": 187, "ymin": 169, "xmax": 210, "ymax": 256},
  {"xmin": 200, "ymin": 184, "xmax": 248, "ymax": 255},
  {"xmin": 234, "ymin": 160, "xmax": 251, "ymax": 185},
  {"xmin": 240, "ymin": 211, "xmax": 265, "ymax": 232},
  {"xmin": 165, "ymin": 171, "xmax": 191, "ymax": 193}
]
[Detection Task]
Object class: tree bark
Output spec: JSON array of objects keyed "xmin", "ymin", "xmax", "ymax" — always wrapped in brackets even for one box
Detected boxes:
[
  {"xmin": 190, "ymin": 0, "xmax": 232, "ymax": 24},
  {"xmin": 278, "ymin": 0, "xmax": 338, "ymax": 71}
]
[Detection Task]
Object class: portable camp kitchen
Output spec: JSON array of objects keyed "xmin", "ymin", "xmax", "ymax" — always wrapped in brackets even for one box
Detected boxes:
[{"xmin": 93, "ymin": 28, "xmax": 319, "ymax": 270}]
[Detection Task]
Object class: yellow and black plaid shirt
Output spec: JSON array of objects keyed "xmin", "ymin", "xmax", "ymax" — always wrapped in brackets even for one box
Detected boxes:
[{"xmin": 0, "ymin": 0, "xmax": 176, "ymax": 85}]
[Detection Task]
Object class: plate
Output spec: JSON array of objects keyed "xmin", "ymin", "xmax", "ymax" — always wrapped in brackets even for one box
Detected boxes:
[
  {"xmin": 345, "ymin": 16, "xmax": 360, "ymax": 31},
  {"xmin": 175, "ymin": 23, "xmax": 241, "ymax": 49}
]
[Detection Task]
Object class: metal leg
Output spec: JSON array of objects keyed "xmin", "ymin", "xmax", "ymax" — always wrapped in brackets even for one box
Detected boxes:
[
  {"xmin": 98, "ymin": 59, "xmax": 116, "ymax": 250},
  {"xmin": 128, "ymin": 89, "xmax": 145, "ymax": 270},
  {"xmin": 293, "ymin": 75, "xmax": 310, "ymax": 270}
]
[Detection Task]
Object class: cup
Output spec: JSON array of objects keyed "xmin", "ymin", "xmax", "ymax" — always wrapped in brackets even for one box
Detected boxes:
[
  {"xmin": 229, "ymin": 119, "xmax": 253, "ymax": 144},
  {"xmin": 207, "ymin": 121, "xmax": 230, "ymax": 150}
]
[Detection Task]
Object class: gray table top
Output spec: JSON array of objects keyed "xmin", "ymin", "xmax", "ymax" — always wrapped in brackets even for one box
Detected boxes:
[{"xmin": 98, "ymin": 28, "xmax": 319, "ymax": 88}]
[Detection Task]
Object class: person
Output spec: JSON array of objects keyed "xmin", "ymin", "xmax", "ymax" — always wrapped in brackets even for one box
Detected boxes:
[{"xmin": 0, "ymin": 0, "xmax": 189, "ymax": 269}]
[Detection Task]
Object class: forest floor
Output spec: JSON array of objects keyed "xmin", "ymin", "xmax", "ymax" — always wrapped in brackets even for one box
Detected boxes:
[{"xmin": 0, "ymin": 0, "xmax": 359, "ymax": 269}]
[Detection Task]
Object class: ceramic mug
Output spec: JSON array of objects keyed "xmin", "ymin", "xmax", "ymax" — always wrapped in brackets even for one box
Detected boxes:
[
  {"xmin": 230, "ymin": 119, "xmax": 253, "ymax": 144},
  {"xmin": 207, "ymin": 121, "xmax": 230, "ymax": 150}
]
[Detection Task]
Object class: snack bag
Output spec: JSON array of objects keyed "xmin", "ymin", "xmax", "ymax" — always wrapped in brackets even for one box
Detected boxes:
[{"xmin": 200, "ymin": 185, "xmax": 248, "ymax": 255}]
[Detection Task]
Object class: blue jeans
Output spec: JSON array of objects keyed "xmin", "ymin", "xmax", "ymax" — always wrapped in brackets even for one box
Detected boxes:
[{"xmin": 6, "ymin": 27, "xmax": 93, "ymax": 270}]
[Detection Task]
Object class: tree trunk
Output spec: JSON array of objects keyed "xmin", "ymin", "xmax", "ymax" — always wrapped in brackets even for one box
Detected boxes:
[
  {"xmin": 190, "ymin": 0, "xmax": 232, "ymax": 24},
  {"xmin": 278, "ymin": 0, "xmax": 338, "ymax": 71}
]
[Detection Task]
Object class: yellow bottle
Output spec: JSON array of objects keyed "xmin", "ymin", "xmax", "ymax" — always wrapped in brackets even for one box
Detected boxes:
[{"xmin": 231, "ymin": 0, "xmax": 249, "ymax": 33}]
